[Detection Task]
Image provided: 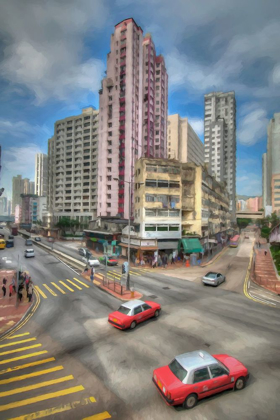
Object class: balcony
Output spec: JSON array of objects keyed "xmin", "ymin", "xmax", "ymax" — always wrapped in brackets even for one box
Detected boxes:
[
  {"xmin": 120, "ymin": 70, "xmax": 126, "ymax": 77},
  {"xmin": 119, "ymin": 188, "xmax": 124, "ymax": 194},
  {"xmin": 119, "ymin": 115, "xmax": 125, "ymax": 122},
  {"xmin": 119, "ymin": 97, "xmax": 125, "ymax": 103},
  {"xmin": 120, "ymin": 60, "xmax": 126, "ymax": 67},
  {"xmin": 182, "ymin": 198, "xmax": 195, "ymax": 210},
  {"xmin": 120, "ymin": 52, "xmax": 126, "ymax": 59},
  {"xmin": 118, "ymin": 198, "xmax": 124, "ymax": 204},
  {"xmin": 120, "ymin": 106, "xmax": 125, "ymax": 112},
  {"xmin": 119, "ymin": 133, "xmax": 125, "ymax": 140},
  {"xmin": 119, "ymin": 170, "xmax": 125, "ymax": 176}
]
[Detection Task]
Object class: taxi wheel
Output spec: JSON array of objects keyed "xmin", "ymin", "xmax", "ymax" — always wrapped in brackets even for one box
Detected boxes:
[
  {"xmin": 154, "ymin": 309, "xmax": 160, "ymax": 317},
  {"xmin": 183, "ymin": 393, "xmax": 197, "ymax": 409},
  {"xmin": 234, "ymin": 377, "xmax": 245, "ymax": 391},
  {"xmin": 130, "ymin": 321, "xmax": 137, "ymax": 329}
]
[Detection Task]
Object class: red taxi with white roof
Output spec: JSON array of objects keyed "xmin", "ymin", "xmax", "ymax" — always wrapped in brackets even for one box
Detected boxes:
[
  {"xmin": 153, "ymin": 350, "xmax": 249, "ymax": 409},
  {"xmin": 108, "ymin": 299, "xmax": 161, "ymax": 330}
]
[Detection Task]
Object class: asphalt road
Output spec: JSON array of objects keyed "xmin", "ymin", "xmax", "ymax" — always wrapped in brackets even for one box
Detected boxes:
[{"xmin": 0, "ymin": 234, "xmax": 280, "ymax": 419}]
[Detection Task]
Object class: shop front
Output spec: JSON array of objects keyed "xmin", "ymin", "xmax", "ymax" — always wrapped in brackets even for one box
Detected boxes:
[
  {"xmin": 84, "ymin": 230, "xmax": 121, "ymax": 255},
  {"xmin": 119, "ymin": 237, "xmax": 158, "ymax": 264}
]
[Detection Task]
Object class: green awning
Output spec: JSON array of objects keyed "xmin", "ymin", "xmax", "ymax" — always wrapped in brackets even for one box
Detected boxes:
[{"xmin": 178, "ymin": 238, "xmax": 203, "ymax": 254}]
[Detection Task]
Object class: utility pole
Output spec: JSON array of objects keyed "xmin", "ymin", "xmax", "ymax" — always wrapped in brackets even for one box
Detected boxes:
[
  {"xmin": 126, "ymin": 180, "xmax": 131, "ymax": 291},
  {"xmin": 15, "ymin": 254, "xmax": 19, "ymax": 308}
]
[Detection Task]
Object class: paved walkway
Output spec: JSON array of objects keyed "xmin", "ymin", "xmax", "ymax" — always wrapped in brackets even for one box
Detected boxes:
[{"xmin": 254, "ymin": 249, "xmax": 280, "ymax": 294}]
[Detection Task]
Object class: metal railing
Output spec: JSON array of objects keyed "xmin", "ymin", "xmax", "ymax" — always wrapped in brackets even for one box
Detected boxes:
[{"xmin": 102, "ymin": 275, "xmax": 124, "ymax": 295}]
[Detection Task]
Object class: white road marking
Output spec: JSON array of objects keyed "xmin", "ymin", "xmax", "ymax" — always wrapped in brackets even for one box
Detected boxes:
[
  {"xmin": 55, "ymin": 257, "xmax": 81, "ymax": 275},
  {"xmin": 249, "ymin": 292, "xmax": 276, "ymax": 306}
]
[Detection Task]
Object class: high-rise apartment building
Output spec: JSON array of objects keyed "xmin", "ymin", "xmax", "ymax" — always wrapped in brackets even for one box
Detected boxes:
[
  {"xmin": 168, "ymin": 114, "xmax": 204, "ymax": 165},
  {"xmin": 35, "ymin": 153, "xmax": 48, "ymax": 196},
  {"xmin": 12, "ymin": 175, "xmax": 24, "ymax": 214},
  {"xmin": 48, "ymin": 107, "xmax": 99, "ymax": 225},
  {"xmin": 98, "ymin": 18, "xmax": 168, "ymax": 219},
  {"xmin": 204, "ymin": 91, "xmax": 236, "ymax": 217},
  {"xmin": 262, "ymin": 153, "xmax": 268, "ymax": 207},
  {"xmin": 264, "ymin": 113, "xmax": 280, "ymax": 213}
]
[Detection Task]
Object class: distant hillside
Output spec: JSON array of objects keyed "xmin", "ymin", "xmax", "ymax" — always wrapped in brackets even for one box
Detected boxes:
[{"xmin": 237, "ymin": 195, "xmax": 261, "ymax": 200}]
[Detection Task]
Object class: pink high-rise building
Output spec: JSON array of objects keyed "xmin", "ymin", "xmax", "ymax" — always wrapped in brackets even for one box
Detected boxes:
[{"xmin": 98, "ymin": 18, "xmax": 168, "ymax": 219}]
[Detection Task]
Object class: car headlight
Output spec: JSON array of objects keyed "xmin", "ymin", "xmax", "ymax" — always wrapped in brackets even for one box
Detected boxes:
[
  {"xmin": 163, "ymin": 386, "xmax": 166, "ymax": 393},
  {"xmin": 154, "ymin": 374, "xmax": 157, "ymax": 381}
]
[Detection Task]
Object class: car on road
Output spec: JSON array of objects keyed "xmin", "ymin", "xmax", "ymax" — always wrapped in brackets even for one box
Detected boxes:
[
  {"xmin": 8, "ymin": 235, "xmax": 14, "ymax": 239},
  {"xmin": 82, "ymin": 256, "xmax": 100, "ymax": 267},
  {"xmin": 202, "ymin": 272, "xmax": 225, "ymax": 286},
  {"xmin": 78, "ymin": 247, "xmax": 91, "ymax": 257},
  {"xmin": 25, "ymin": 248, "xmax": 35, "ymax": 258},
  {"xmin": 6, "ymin": 239, "xmax": 14, "ymax": 248},
  {"xmin": 152, "ymin": 350, "xmax": 249, "ymax": 409},
  {"xmin": 25, "ymin": 239, "xmax": 33, "ymax": 246},
  {"xmin": 108, "ymin": 299, "xmax": 161, "ymax": 330},
  {"xmin": 34, "ymin": 237, "xmax": 41, "ymax": 242},
  {"xmin": 100, "ymin": 255, "xmax": 118, "ymax": 266}
]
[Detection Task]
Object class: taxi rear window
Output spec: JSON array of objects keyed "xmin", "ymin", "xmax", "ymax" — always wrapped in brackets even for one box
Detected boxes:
[
  {"xmin": 168, "ymin": 359, "xmax": 188, "ymax": 382},
  {"xmin": 117, "ymin": 306, "xmax": 131, "ymax": 315}
]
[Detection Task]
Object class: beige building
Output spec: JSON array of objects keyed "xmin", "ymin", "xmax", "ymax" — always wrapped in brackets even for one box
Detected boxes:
[
  {"xmin": 264, "ymin": 113, "xmax": 280, "ymax": 213},
  {"xmin": 35, "ymin": 153, "xmax": 48, "ymax": 196},
  {"xmin": 12, "ymin": 175, "xmax": 34, "ymax": 214},
  {"xmin": 167, "ymin": 114, "xmax": 204, "ymax": 165},
  {"xmin": 48, "ymin": 107, "xmax": 99, "ymax": 226}
]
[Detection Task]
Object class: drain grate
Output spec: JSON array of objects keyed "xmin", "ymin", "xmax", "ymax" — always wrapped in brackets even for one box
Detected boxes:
[
  {"xmin": 148, "ymin": 295, "xmax": 158, "ymax": 299},
  {"xmin": 162, "ymin": 287, "xmax": 170, "ymax": 290}
]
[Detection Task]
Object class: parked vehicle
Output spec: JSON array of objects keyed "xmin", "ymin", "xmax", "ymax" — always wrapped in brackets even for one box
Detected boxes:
[
  {"xmin": 202, "ymin": 272, "xmax": 225, "ymax": 287},
  {"xmin": 0, "ymin": 239, "xmax": 6, "ymax": 249},
  {"xmin": 34, "ymin": 237, "xmax": 41, "ymax": 242},
  {"xmin": 6, "ymin": 240, "xmax": 14, "ymax": 248},
  {"xmin": 153, "ymin": 350, "xmax": 249, "ymax": 409},
  {"xmin": 78, "ymin": 248, "xmax": 91, "ymax": 257},
  {"xmin": 82, "ymin": 256, "xmax": 100, "ymax": 267},
  {"xmin": 230, "ymin": 235, "xmax": 240, "ymax": 248},
  {"xmin": 108, "ymin": 299, "xmax": 161, "ymax": 330},
  {"xmin": 25, "ymin": 248, "xmax": 35, "ymax": 258},
  {"xmin": 100, "ymin": 255, "xmax": 118, "ymax": 266}
]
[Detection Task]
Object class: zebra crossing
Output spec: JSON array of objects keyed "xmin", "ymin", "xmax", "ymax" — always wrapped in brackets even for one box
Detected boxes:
[
  {"xmin": 35, "ymin": 277, "xmax": 89, "ymax": 299},
  {"xmin": 105, "ymin": 267, "xmax": 153, "ymax": 281}
]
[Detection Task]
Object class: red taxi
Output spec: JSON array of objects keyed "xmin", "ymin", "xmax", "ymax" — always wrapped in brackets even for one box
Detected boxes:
[
  {"xmin": 108, "ymin": 299, "xmax": 161, "ymax": 330},
  {"xmin": 153, "ymin": 350, "xmax": 249, "ymax": 409}
]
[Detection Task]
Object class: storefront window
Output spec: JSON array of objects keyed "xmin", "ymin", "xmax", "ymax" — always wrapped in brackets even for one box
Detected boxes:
[
  {"xmin": 169, "ymin": 225, "xmax": 179, "ymax": 231},
  {"xmin": 145, "ymin": 225, "xmax": 156, "ymax": 231},
  {"xmin": 157, "ymin": 225, "xmax": 168, "ymax": 231}
]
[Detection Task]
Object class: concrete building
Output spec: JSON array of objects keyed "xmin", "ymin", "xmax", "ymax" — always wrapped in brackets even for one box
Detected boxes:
[
  {"xmin": 236, "ymin": 200, "xmax": 246, "ymax": 211},
  {"xmin": 167, "ymin": 114, "xmax": 204, "ymax": 165},
  {"xmin": 264, "ymin": 113, "xmax": 280, "ymax": 213},
  {"xmin": 32, "ymin": 196, "xmax": 47, "ymax": 223},
  {"xmin": 204, "ymin": 91, "xmax": 236, "ymax": 218},
  {"xmin": 0, "ymin": 196, "xmax": 7, "ymax": 215},
  {"xmin": 14, "ymin": 204, "xmax": 21, "ymax": 224},
  {"xmin": 35, "ymin": 153, "xmax": 48, "ymax": 196},
  {"xmin": 98, "ymin": 18, "xmax": 168, "ymax": 220},
  {"xmin": 48, "ymin": 106, "xmax": 99, "ymax": 226},
  {"xmin": 246, "ymin": 197, "xmax": 259, "ymax": 212},
  {"xmin": 12, "ymin": 175, "xmax": 35, "ymax": 213},
  {"xmin": 21, "ymin": 194, "xmax": 38, "ymax": 224},
  {"xmin": 262, "ymin": 153, "xmax": 268, "ymax": 207}
]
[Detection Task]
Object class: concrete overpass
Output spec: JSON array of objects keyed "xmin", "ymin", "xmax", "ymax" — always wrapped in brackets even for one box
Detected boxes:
[{"xmin": 236, "ymin": 210, "xmax": 264, "ymax": 219}]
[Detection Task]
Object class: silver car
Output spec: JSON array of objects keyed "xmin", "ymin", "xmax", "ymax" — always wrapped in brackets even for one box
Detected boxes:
[
  {"xmin": 25, "ymin": 248, "xmax": 35, "ymax": 258},
  {"xmin": 202, "ymin": 272, "xmax": 225, "ymax": 286}
]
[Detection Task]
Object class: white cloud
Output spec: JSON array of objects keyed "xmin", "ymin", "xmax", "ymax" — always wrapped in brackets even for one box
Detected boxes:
[
  {"xmin": 237, "ymin": 175, "xmax": 262, "ymax": 196},
  {"xmin": 0, "ymin": 0, "xmax": 108, "ymax": 104},
  {"xmin": 0, "ymin": 119, "xmax": 50, "ymax": 139},
  {"xmin": 237, "ymin": 105, "xmax": 268, "ymax": 145},
  {"xmin": 188, "ymin": 118, "xmax": 204, "ymax": 136}
]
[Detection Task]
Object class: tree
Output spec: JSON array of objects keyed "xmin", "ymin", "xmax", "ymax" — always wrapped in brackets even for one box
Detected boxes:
[
  {"xmin": 55, "ymin": 217, "xmax": 71, "ymax": 236},
  {"xmin": 69, "ymin": 219, "xmax": 80, "ymax": 235},
  {"xmin": 270, "ymin": 212, "xmax": 279, "ymax": 229},
  {"xmin": 237, "ymin": 218, "xmax": 252, "ymax": 229}
]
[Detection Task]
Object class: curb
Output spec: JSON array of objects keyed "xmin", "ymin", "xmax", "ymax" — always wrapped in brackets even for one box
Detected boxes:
[
  {"xmin": 0, "ymin": 288, "xmax": 40, "ymax": 341},
  {"xmin": 200, "ymin": 246, "xmax": 229, "ymax": 267}
]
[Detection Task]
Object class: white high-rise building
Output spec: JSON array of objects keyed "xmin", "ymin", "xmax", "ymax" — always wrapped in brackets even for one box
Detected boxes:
[
  {"xmin": 48, "ymin": 107, "xmax": 99, "ymax": 225},
  {"xmin": 204, "ymin": 91, "xmax": 236, "ymax": 218},
  {"xmin": 35, "ymin": 153, "xmax": 48, "ymax": 196}
]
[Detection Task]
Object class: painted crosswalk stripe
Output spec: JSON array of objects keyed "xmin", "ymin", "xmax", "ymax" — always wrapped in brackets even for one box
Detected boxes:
[
  {"xmin": 0, "ymin": 366, "xmax": 64, "ymax": 385},
  {"xmin": 129, "ymin": 271, "xmax": 140, "ymax": 276},
  {"xmin": 83, "ymin": 412, "xmax": 112, "ymax": 420},
  {"xmin": 66, "ymin": 279, "xmax": 82, "ymax": 290},
  {"xmin": 0, "ymin": 358, "xmax": 55, "ymax": 375},
  {"xmin": 73, "ymin": 278, "xmax": 89, "ymax": 288},
  {"xmin": 7, "ymin": 333, "xmax": 30, "ymax": 340},
  {"xmin": 35, "ymin": 286, "xmax": 47, "ymax": 299},
  {"xmin": 0, "ymin": 338, "xmax": 36, "ymax": 349},
  {"xmin": 0, "ymin": 351, "xmax": 48, "ymax": 365},
  {"xmin": 8, "ymin": 396, "xmax": 96, "ymax": 420},
  {"xmin": 0, "ymin": 374, "xmax": 74, "ymax": 398},
  {"xmin": 43, "ymin": 284, "xmax": 57, "ymax": 297},
  {"xmin": 0, "ymin": 385, "xmax": 84, "ymax": 412},
  {"xmin": 93, "ymin": 280, "xmax": 101, "ymax": 286},
  {"xmin": 59, "ymin": 281, "xmax": 74, "ymax": 292},
  {"xmin": 0, "ymin": 344, "xmax": 42, "ymax": 357},
  {"xmin": 51, "ymin": 282, "xmax": 66, "ymax": 294}
]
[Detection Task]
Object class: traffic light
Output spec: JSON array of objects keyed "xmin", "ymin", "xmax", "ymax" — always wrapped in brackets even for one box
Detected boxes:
[{"xmin": 122, "ymin": 264, "xmax": 126, "ymax": 274}]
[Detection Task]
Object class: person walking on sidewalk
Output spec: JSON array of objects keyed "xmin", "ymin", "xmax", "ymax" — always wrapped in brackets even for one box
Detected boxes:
[
  {"xmin": 90, "ymin": 266, "xmax": 95, "ymax": 281},
  {"xmin": 2, "ymin": 277, "xmax": 7, "ymax": 297},
  {"xmin": 9, "ymin": 283, "xmax": 14, "ymax": 297},
  {"xmin": 11, "ymin": 276, "xmax": 16, "ymax": 293},
  {"xmin": 25, "ymin": 276, "xmax": 30, "ymax": 292},
  {"xmin": 264, "ymin": 250, "xmax": 267, "ymax": 256},
  {"xmin": 27, "ymin": 282, "xmax": 33, "ymax": 302}
]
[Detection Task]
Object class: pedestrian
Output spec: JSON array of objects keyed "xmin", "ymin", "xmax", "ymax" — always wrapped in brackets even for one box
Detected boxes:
[
  {"xmin": 90, "ymin": 266, "xmax": 95, "ymax": 282},
  {"xmin": 12, "ymin": 276, "xmax": 16, "ymax": 293},
  {"xmin": 18, "ymin": 286, "xmax": 23, "ymax": 302},
  {"xmin": 9, "ymin": 283, "xmax": 13, "ymax": 297},
  {"xmin": 2, "ymin": 282, "xmax": 6, "ymax": 297},
  {"xmin": 171, "ymin": 256, "xmax": 175, "ymax": 265},
  {"xmin": 28, "ymin": 282, "xmax": 33, "ymax": 302},
  {"xmin": 25, "ymin": 276, "xmax": 30, "ymax": 292},
  {"xmin": 84, "ymin": 265, "xmax": 88, "ymax": 273},
  {"xmin": 264, "ymin": 250, "xmax": 267, "ymax": 256}
]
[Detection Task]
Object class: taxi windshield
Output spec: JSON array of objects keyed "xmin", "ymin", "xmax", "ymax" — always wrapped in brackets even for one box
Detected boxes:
[
  {"xmin": 168, "ymin": 359, "xmax": 188, "ymax": 382},
  {"xmin": 117, "ymin": 306, "xmax": 131, "ymax": 315}
]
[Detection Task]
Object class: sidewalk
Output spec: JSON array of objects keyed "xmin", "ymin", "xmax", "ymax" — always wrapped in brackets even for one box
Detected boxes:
[
  {"xmin": 0, "ymin": 270, "xmax": 32, "ymax": 336},
  {"xmin": 253, "ymin": 249, "xmax": 280, "ymax": 294}
]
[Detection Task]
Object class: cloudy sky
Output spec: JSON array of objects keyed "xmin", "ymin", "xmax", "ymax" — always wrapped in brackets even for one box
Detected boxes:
[{"xmin": 0, "ymin": 0, "xmax": 279, "ymax": 199}]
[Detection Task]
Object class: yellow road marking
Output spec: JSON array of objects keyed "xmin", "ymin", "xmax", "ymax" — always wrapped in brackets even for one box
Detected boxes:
[
  {"xmin": 51, "ymin": 282, "xmax": 66, "ymax": 294},
  {"xmin": 129, "ymin": 271, "xmax": 140, "ymax": 276},
  {"xmin": 0, "ymin": 344, "xmax": 42, "ymax": 357},
  {"xmin": 8, "ymin": 396, "xmax": 97, "ymax": 420},
  {"xmin": 59, "ymin": 281, "xmax": 74, "ymax": 292},
  {"xmin": 0, "ymin": 366, "xmax": 64, "ymax": 385},
  {"xmin": 108, "ymin": 271, "xmax": 121, "ymax": 277},
  {"xmin": 0, "ymin": 385, "xmax": 84, "ymax": 412},
  {"xmin": 0, "ymin": 351, "xmax": 48, "ymax": 365},
  {"xmin": 43, "ymin": 284, "xmax": 57, "ymax": 297},
  {"xmin": 7, "ymin": 333, "xmax": 30, "ymax": 339},
  {"xmin": 93, "ymin": 280, "xmax": 101, "ymax": 286},
  {"xmin": 0, "ymin": 358, "xmax": 55, "ymax": 375},
  {"xmin": 0, "ymin": 338, "xmax": 36, "ymax": 349},
  {"xmin": 66, "ymin": 279, "xmax": 82, "ymax": 290},
  {"xmin": 83, "ymin": 412, "xmax": 112, "ymax": 420},
  {"xmin": 0, "ymin": 375, "xmax": 74, "ymax": 398},
  {"xmin": 35, "ymin": 286, "xmax": 47, "ymax": 299},
  {"xmin": 73, "ymin": 278, "xmax": 89, "ymax": 288}
]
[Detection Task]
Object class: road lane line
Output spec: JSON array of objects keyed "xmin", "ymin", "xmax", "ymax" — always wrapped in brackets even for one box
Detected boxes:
[
  {"xmin": 83, "ymin": 412, "xmax": 112, "ymax": 420},
  {"xmin": 59, "ymin": 281, "xmax": 74, "ymax": 292},
  {"xmin": 66, "ymin": 279, "xmax": 82, "ymax": 290},
  {"xmin": 0, "ymin": 375, "xmax": 74, "ymax": 398},
  {"xmin": 8, "ymin": 396, "xmax": 97, "ymax": 420},
  {"xmin": 35, "ymin": 286, "xmax": 47, "ymax": 299},
  {"xmin": 0, "ymin": 358, "xmax": 55, "ymax": 375},
  {"xmin": 249, "ymin": 292, "xmax": 276, "ymax": 306},
  {"xmin": 73, "ymin": 278, "xmax": 89, "ymax": 288},
  {"xmin": 43, "ymin": 284, "xmax": 57, "ymax": 297},
  {"xmin": 0, "ymin": 338, "xmax": 36, "ymax": 349},
  {"xmin": 0, "ymin": 344, "xmax": 42, "ymax": 357},
  {"xmin": 0, "ymin": 351, "xmax": 48, "ymax": 365},
  {"xmin": 7, "ymin": 333, "xmax": 30, "ymax": 339},
  {"xmin": 51, "ymin": 282, "xmax": 66, "ymax": 294},
  {"xmin": 0, "ymin": 366, "xmax": 64, "ymax": 385},
  {"xmin": 0, "ymin": 385, "xmax": 84, "ymax": 412},
  {"xmin": 93, "ymin": 280, "xmax": 101, "ymax": 286}
]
